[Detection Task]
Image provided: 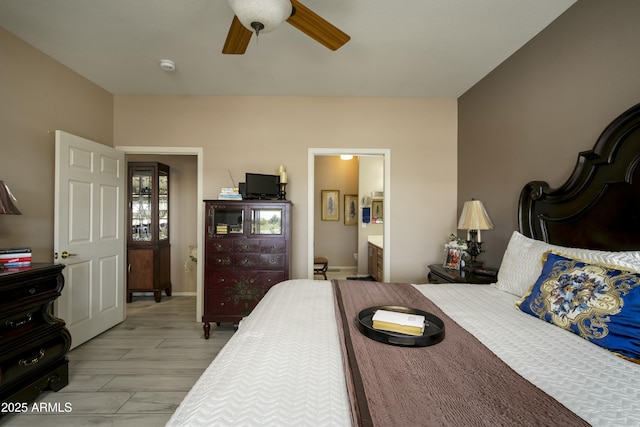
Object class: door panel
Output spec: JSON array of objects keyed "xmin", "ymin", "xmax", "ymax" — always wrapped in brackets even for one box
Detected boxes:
[{"xmin": 55, "ymin": 131, "xmax": 125, "ymax": 350}]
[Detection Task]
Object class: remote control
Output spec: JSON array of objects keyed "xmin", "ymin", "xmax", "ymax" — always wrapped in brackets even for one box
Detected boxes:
[{"xmin": 474, "ymin": 268, "xmax": 498, "ymax": 277}]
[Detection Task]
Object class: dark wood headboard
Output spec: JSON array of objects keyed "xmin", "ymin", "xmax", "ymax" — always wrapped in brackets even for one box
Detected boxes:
[{"xmin": 519, "ymin": 102, "xmax": 640, "ymax": 251}]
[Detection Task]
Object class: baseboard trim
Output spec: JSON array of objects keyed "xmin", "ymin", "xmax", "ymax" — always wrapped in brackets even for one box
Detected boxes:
[{"xmin": 327, "ymin": 266, "xmax": 357, "ymax": 272}]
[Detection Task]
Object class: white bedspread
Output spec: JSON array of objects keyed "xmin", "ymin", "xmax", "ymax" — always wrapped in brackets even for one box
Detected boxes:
[{"xmin": 167, "ymin": 280, "xmax": 640, "ymax": 426}]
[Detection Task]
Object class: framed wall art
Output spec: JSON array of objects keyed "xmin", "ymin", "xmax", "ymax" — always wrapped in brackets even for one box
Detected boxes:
[
  {"xmin": 321, "ymin": 190, "xmax": 340, "ymax": 221},
  {"xmin": 344, "ymin": 194, "xmax": 358, "ymax": 225},
  {"xmin": 371, "ymin": 200, "xmax": 383, "ymax": 223}
]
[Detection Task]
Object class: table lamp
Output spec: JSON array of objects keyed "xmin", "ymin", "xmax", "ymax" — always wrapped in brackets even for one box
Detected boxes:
[{"xmin": 457, "ymin": 199, "xmax": 493, "ymax": 269}]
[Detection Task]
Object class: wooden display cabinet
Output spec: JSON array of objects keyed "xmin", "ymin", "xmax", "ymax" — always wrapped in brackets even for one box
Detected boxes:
[
  {"xmin": 203, "ymin": 200, "xmax": 291, "ymax": 338},
  {"xmin": 127, "ymin": 162, "xmax": 172, "ymax": 303}
]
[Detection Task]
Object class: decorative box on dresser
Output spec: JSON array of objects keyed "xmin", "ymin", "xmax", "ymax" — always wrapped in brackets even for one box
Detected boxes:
[
  {"xmin": 0, "ymin": 264, "xmax": 71, "ymax": 407},
  {"xmin": 203, "ymin": 200, "xmax": 291, "ymax": 338},
  {"xmin": 127, "ymin": 162, "xmax": 172, "ymax": 303}
]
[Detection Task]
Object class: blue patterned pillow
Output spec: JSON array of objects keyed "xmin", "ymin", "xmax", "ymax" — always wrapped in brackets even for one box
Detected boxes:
[{"xmin": 518, "ymin": 252, "xmax": 640, "ymax": 363}]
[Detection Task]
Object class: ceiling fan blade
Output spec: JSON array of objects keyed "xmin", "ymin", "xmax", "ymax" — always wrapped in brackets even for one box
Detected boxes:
[
  {"xmin": 222, "ymin": 15, "xmax": 253, "ymax": 54},
  {"xmin": 286, "ymin": 0, "xmax": 350, "ymax": 51}
]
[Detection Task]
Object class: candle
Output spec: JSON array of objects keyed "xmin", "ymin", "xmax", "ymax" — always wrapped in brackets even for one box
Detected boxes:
[
  {"xmin": 466, "ymin": 230, "xmax": 470, "ymax": 241},
  {"xmin": 477, "ymin": 229, "xmax": 482, "ymax": 243},
  {"xmin": 280, "ymin": 171, "xmax": 287, "ymax": 184},
  {"xmin": 278, "ymin": 165, "xmax": 285, "ymax": 174}
]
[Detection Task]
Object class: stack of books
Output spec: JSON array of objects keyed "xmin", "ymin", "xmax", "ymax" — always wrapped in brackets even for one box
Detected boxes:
[
  {"xmin": 0, "ymin": 247, "xmax": 32, "ymax": 268},
  {"xmin": 218, "ymin": 187, "xmax": 242, "ymax": 200},
  {"xmin": 372, "ymin": 309, "xmax": 426, "ymax": 336}
]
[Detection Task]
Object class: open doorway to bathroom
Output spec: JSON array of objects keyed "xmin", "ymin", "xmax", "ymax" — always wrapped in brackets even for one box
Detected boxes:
[{"xmin": 308, "ymin": 148, "xmax": 390, "ymax": 281}]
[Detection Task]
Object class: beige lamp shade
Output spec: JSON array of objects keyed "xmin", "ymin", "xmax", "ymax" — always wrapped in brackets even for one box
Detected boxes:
[
  {"xmin": 458, "ymin": 199, "xmax": 493, "ymax": 231},
  {"xmin": 0, "ymin": 181, "xmax": 22, "ymax": 215}
]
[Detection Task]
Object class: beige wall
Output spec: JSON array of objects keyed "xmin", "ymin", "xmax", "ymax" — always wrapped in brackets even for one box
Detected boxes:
[
  {"xmin": 458, "ymin": 0, "xmax": 640, "ymax": 268},
  {"xmin": 115, "ymin": 96, "xmax": 458, "ymax": 283},
  {"xmin": 1, "ymin": 27, "xmax": 458, "ymax": 284},
  {"xmin": 314, "ymin": 156, "xmax": 358, "ymax": 268},
  {"xmin": 0, "ymin": 29, "xmax": 113, "ymax": 261}
]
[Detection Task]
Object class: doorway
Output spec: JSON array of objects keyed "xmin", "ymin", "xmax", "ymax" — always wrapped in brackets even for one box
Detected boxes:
[
  {"xmin": 116, "ymin": 146, "xmax": 204, "ymax": 322},
  {"xmin": 307, "ymin": 148, "xmax": 391, "ymax": 281}
]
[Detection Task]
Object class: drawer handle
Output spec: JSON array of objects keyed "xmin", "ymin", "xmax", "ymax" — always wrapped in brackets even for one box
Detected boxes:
[
  {"xmin": 19, "ymin": 349, "xmax": 45, "ymax": 366},
  {"xmin": 6, "ymin": 312, "xmax": 33, "ymax": 328},
  {"xmin": 29, "ymin": 288, "xmax": 36, "ymax": 295}
]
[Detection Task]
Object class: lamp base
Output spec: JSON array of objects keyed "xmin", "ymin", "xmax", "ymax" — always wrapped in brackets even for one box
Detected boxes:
[{"xmin": 465, "ymin": 229, "xmax": 484, "ymax": 271}]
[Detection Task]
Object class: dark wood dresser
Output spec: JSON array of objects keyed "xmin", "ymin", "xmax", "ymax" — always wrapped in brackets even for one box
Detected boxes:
[
  {"xmin": 0, "ymin": 263, "xmax": 71, "ymax": 406},
  {"xmin": 203, "ymin": 200, "xmax": 291, "ymax": 338}
]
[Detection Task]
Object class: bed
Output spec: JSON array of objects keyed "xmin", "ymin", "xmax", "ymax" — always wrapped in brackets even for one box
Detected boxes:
[{"xmin": 167, "ymin": 103, "xmax": 640, "ymax": 426}]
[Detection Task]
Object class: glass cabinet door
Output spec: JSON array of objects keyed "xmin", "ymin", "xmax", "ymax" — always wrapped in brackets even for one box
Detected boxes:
[
  {"xmin": 159, "ymin": 170, "xmax": 169, "ymax": 240},
  {"xmin": 128, "ymin": 162, "xmax": 170, "ymax": 245},
  {"xmin": 131, "ymin": 169, "xmax": 153, "ymax": 242},
  {"xmin": 209, "ymin": 205, "xmax": 244, "ymax": 236},
  {"xmin": 251, "ymin": 208, "xmax": 282, "ymax": 235}
]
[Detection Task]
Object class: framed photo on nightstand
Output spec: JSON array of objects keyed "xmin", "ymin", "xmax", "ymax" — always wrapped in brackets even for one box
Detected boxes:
[{"xmin": 443, "ymin": 244, "xmax": 462, "ymax": 270}]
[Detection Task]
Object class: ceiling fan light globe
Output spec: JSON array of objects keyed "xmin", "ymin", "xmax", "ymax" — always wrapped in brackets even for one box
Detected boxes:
[{"xmin": 228, "ymin": 0, "xmax": 292, "ymax": 34}]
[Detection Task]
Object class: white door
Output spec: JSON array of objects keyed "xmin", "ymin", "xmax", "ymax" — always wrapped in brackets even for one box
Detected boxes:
[{"xmin": 54, "ymin": 131, "xmax": 126, "ymax": 350}]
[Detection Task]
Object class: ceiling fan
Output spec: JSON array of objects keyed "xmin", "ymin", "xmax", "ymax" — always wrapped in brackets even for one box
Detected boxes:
[{"xmin": 223, "ymin": 0, "xmax": 350, "ymax": 54}]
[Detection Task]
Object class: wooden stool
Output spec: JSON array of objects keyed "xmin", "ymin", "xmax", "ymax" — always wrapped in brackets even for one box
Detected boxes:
[{"xmin": 313, "ymin": 257, "xmax": 329, "ymax": 279}]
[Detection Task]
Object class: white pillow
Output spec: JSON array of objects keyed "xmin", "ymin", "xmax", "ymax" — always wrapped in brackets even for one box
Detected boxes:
[{"xmin": 494, "ymin": 231, "xmax": 640, "ymax": 297}]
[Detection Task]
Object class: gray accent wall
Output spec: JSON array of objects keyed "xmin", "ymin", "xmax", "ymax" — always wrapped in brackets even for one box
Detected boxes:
[{"xmin": 458, "ymin": 0, "xmax": 640, "ymax": 268}]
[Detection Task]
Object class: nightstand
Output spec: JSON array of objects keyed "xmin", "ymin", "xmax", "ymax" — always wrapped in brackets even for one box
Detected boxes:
[{"xmin": 427, "ymin": 264, "xmax": 497, "ymax": 284}]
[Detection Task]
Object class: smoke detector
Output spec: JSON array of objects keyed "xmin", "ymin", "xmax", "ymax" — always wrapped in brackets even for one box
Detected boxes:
[{"xmin": 159, "ymin": 59, "xmax": 176, "ymax": 71}]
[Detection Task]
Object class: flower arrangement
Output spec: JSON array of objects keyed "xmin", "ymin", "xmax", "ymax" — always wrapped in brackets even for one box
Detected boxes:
[
  {"xmin": 448, "ymin": 233, "xmax": 468, "ymax": 249},
  {"xmin": 184, "ymin": 245, "xmax": 197, "ymax": 273}
]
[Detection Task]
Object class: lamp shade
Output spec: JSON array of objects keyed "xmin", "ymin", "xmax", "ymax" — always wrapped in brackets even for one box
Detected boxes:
[
  {"xmin": 457, "ymin": 199, "xmax": 492, "ymax": 230},
  {"xmin": 0, "ymin": 181, "xmax": 22, "ymax": 215},
  {"xmin": 228, "ymin": 0, "xmax": 292, "ymax": 34}
]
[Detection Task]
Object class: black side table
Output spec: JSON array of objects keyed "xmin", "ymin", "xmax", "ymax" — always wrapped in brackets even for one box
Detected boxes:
[{"xmin": 427, "ymin": 264, "xmax": 497, "ymax": 284}]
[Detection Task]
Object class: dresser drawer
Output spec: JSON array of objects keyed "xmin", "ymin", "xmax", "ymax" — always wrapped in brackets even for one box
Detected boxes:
[
  {"xmin": 259, "ymin": 240, "xmax": 285, "ymax": 253},
  {"xmin": 206, "ymin": 239, "xmax": 233, "ymax": 253},
  {"xmin": 0, "ymin": 306, "xmax": 49, "ymax": 345},
  {"xmin": 0, "ymin": 276, "xmax": 61, "ymax": 306},
  {"xmin": 206, "ymin": 270, "xmax": 285, "ymax": 288},
  {"xmin": 205, "ymin": 271, "xmax": 284, "ymax": 315},
  {"xmin": 0, "ymin": 332, "xmax": 71, "ymax": 390},
  {"xmin": 259, "ymin": 253, "xmax": 285, "ymax": 268},
  {"xmin": 233, "ymin": 239, "xmax": 259, "ymax": 253}
]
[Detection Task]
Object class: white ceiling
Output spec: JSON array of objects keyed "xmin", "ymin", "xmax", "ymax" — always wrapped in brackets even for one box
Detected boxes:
[{"xmin": 0, "ymin": 0, "xmax": 576, "ymax": 98}]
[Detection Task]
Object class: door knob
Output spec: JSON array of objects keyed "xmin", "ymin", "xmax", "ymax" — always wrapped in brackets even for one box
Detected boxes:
[{"xmin": 60, "ymin": 251, "xmax": 77, "ymax": 259}]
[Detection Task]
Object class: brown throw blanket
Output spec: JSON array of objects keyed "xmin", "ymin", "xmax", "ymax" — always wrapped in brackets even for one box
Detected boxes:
[{"xmin": 332, "ymin": 280, "xmax": 590, "ymax": 427}]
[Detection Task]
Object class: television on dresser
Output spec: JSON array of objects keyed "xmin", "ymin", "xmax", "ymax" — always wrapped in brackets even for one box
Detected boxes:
[{"xmin": 245, "ymin": 173, "xmax": 280, "ymax": 199}]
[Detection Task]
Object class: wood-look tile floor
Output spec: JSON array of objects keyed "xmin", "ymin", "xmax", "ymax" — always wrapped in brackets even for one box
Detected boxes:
[{"xmin": 1, "ymin": 296, "xmax": 235, "ymax": 427}]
